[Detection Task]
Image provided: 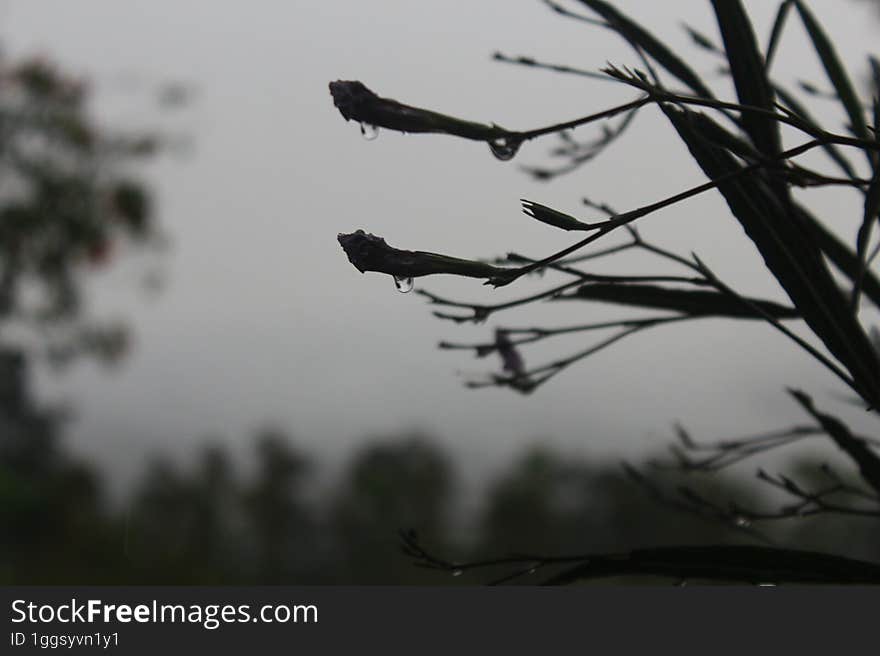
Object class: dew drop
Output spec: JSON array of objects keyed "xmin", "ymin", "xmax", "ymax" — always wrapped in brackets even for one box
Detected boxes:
[
  {"xmin": 488, "ymin": 136, "xmax": 521, "ymax": 161},
  {"xmin": 733, "ymin": 515, "xmax": 752, "ymax": 528},
  {"xmin": 360, "ymin": 123, "xmax": 379, "ymax": 141},
  {"xmin": 393, "ymin": 276, "xmax": 414, "ymax": 293},
  {"xmin": 451, "ymin": 569, "xmax": 463, "ymax": 577}
]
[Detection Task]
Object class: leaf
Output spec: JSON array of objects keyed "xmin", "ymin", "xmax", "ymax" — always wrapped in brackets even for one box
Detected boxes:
[
  {"xmin": 711, "ymin": 0, "xmax": 781, "ymax": 158},
  {"xmin": 765, "ymin": 0, "xmax": 794, "ymax": 71},
  {"xmin": 682, "ymin": 107, "xmax": 763, "ymax": 161},
  {"xmin": 795, "ymin": 202, "xmax": 880, "ymax": 309},
  {"xmin": 674, "ymin": 108, "xmax": 879, "ymax": 309},
  {"xmin": 663, "ymin": 106, "xmax": 880, "ymax": 406},
  {"xmin": 793, "ymin": 1, "xmax": 869, "ymax": 143},
  {"xmin": 789, "ymin": 389, "xmax": 880, "ymax": 492},
  {"xmin": 870, "ymin": 56, "xmax": 880, "ymax": 139},
  {"xmin": 559, "ymin": 282, "xmax": 800, "ymax": 319},
  {"xmin": 854, "ymin": 164, "xmax": 880, "ymax": 307},
  {"xmin": 543, "ymin": 545, "xmax": 880, "ymax": 585},
  {"xmin": 576, "ymin": 0, "xmax": 715, "ymax": 98},
  {"xmin": 681, "ymin": 23, "xmax": 720, "ymax": 53}
]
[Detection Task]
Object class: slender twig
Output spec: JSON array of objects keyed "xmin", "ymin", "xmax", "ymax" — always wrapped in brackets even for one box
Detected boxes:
[
  {"xmin": 400, "ymin": 530, "xmax": 880, "ymax": 585},
  {"xmin": 516, "ymin": 96, "xmax": 651, "ymax": 142},
  {"xmin": 489, "ymin": 139, "xmax": 827, "ymax": 287},
  {"xmin": 441, "ymin": 316, "xmax": 692, "ymax": 353},
  {"xmin": 417, "ymin": 278, "xmax": 584, "ymax": 323},
  {"xmin": 692, "ymin": 256, "xmax": 859, "ymax": 396},
  {"xmin": 492, "ymin": 52, "xmax": 612, "ymax": 83}
]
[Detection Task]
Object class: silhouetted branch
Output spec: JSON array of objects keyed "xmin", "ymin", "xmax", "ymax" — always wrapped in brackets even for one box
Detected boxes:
[
  {"xmin": 337, "ymin": 230, "xmax": 509, "ymax": 281},
  {"xmin": 492, "ymin": 52, "xmax": 610, "ymax": 82},
  {"xmin": 542, "ymin": 544, "xmax": 880, "ymax": 585},
  {"xmin": 400, "ymin": 530, "xmax": 880, "ymax": 585}
]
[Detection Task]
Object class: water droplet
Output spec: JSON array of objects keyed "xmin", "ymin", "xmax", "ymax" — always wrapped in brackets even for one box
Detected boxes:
[
  {"xmin": 757, "ymin": 583, "xmax": 777, "ymax": 587},
  {"xmin": 527, "ymin": 567, "xmax": 537, "ymax": 575},
  {"xmin": 451, "ymin": 569, "xmax": 463, "ymax": 577},
  {"xmin": 393, "ymin": 276, "xmax": 414, "ymax": 293},
  {"xmin": 488, "ymin": 136, "xmax": 521, "ymax": 161},
  {"xmin": 733, "ymin": 515, "xmax": 752, "ymax": 528},
  {"xmin": 360, "ymin": 123, "xmax": 379, "ymax": 141}
]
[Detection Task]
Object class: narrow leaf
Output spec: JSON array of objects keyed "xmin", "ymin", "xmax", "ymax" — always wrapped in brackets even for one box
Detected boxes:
[
  {"xmin": 711, "ymin": 0, "xmax": 781, "ymax": 157},
  {"xmin": 559, "ymin": 283, "xmax": 800, "ymax": 319},
  {"xmin": 682, "ymin": 108, "xmax": 764, "ymax": 161},
  {"xmin": 663, "ymin": 106, "xmax": 880, "ymax": 406},
  {"xmin": 854, "ymin": 165, "xmax": 880, "ymax": 308},
  {"xmin": 544, "ymin": 545, "xmax": 880, "ymax": 585},
  {"xmin": 796, "ymin": 202, "xmax": 880, "ymax": 309},
  {"xmin": 765, "ymin": 0, "xmax": 794, "ymax": 71},
  {"xmin": 870, "ymin": 57, "xmax": 880, "ymax": 139},
  {"xmin": 793, "ymin": 1, "xmax": 869, "ymax": 142},
  {"xmin": 682, "ymin": 23, "xmax": 720, "ymax": 53},
  {"xmin": 577, "ymin": 0, "xmax": 715, "ymax": 98}
]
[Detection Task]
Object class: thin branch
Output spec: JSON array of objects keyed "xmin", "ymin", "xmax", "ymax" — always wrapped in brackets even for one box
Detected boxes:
[
  {"xmin": 400, "ymin": 531, "xmax": 880, "ymax": 585},
  {"xmin": 492, "ymin": 52, "xmax": 611, "ymax": 83},
  {"xmin": 693, "ymin": 256, "xmax": 859, "ymax": 396},
  {"xmin": 417, "ymin": 279, "xmax": 584, "ymax": 324},
  {"xmin": 488, "ymin": 139, "xmax": 828, "ymax": 287}
]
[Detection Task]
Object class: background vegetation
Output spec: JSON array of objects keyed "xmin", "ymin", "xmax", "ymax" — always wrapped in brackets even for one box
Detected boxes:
[{"xmin": 4, "ymin": 1, "xmax": 880, "ymax": 585}]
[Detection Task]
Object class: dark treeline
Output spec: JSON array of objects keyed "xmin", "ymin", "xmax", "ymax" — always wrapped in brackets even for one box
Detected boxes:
[{"xmin": 3, "ymin": 348, "xmax": 879, "ymax": 585}]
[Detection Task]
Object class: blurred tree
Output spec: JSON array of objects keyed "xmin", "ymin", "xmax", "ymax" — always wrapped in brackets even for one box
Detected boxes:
[
  {"xmin": 0, "ymin": 51, "xmax": 162, "ymax": 367},
  {"xmin": 327, "ymin": 435, "xmax": 456, "ymax": 583},
  {"xmin": 0, "ymin": 346, "xmax": 123, "ymax": 583},
  {"xmin": 242, "ymin": 430, "xmax": 316, "ymax": 583},
  {"xmin": 0, "ymin": 47, "xmax": 164, "ymax": 583}
]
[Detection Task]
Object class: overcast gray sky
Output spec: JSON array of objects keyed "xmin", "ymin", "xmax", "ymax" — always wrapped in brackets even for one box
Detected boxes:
[{"xmin": 1, "ymin": 0, "xmax": 878, "ymax": 487}]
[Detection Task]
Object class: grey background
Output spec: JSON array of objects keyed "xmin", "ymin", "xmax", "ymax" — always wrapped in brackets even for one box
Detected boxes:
[{"xmin": 1, "ymin": 0, "xmax": 877, "ymax": 489}]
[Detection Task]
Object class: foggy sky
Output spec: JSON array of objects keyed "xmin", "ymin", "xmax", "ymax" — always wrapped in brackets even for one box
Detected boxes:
[{"xmin": 1, "ymin": 0, "xmax": 878, "ymax": 487}]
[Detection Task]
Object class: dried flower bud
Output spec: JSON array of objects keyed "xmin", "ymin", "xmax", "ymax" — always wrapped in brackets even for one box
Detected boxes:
[
  {"xmin": 494, "ymin": 329, "xmax": 525, "ymax": 377},
  {"xmin": 337, "ymin": 230, "xmax": 510, "ymax": 281},
  {"xmin": 329, "ymin": 80, "xmax": 506, "ymax": 141},
  {"xmin": 521, "ymin": 199, "xmax": 598, "ymax": 231}
]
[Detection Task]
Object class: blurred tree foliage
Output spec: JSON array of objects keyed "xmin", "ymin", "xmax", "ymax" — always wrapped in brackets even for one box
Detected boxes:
[
  {"xmin": 2, "ymin": 345, "xmax": 879, "ymax": 584},
  {"xmin": 0, "ymin": 52, "xmax": 162, "ymax": 367},
  {"xmin": 0, "ymin": 48, "xmax": 166, "ymax": 582}
]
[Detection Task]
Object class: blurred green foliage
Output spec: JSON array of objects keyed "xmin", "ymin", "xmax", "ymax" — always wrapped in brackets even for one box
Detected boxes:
[
  {"xmin": 0, "ymin": 51, "xmax": 162, "ymax": 367},
  {"xmin": 2, "ymin": 348, "xmax": 879, "ymax": 584}
]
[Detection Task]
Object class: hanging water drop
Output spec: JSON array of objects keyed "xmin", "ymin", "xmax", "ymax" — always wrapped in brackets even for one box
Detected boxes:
[
  {"xmin": 489, "ymin": 137, "xmax": 522, "ymax": 162},
  {"xmin": 393, "ymin": 276, "xmax": 414, "ymax": 293},
  {"xmin": 451, "ymin": 569, "xmax": 463, "ymax": 577},
  {"xmin": 489, "ymin": 136, "xmax": 521, "ymax": 161},
  {"xmin": 360, "ymin": 123, "xmax": 379, "ymax": 141}
]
